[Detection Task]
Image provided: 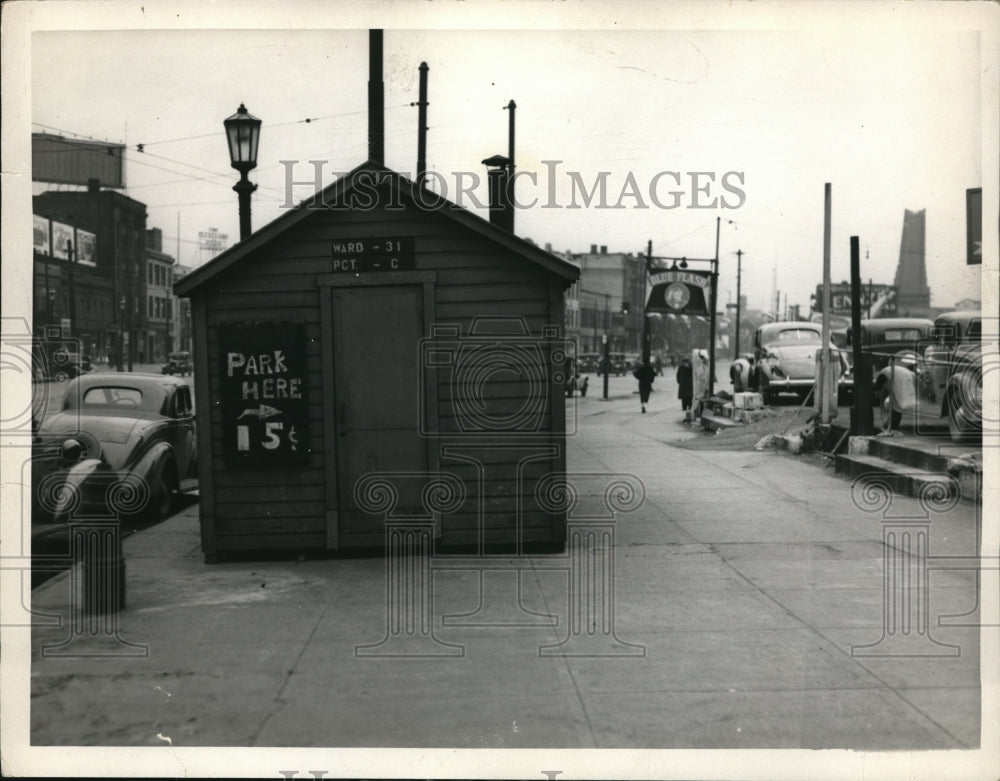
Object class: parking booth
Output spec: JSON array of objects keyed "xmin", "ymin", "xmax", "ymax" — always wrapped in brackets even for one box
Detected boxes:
[{"xmin": 175, "ymin": 162, "xmax": 580, "ymax": 561}]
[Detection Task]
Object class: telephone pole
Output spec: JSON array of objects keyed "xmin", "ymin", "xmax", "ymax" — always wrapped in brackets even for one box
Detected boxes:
[{"xmin": 733, "ymin": 249, "xmax": 743, "ymax": 360}]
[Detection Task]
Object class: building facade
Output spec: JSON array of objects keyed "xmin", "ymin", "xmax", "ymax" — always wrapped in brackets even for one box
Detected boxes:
[
  {"xmin": 34, "ymin": 184, "xmax": 148, "ymax": 369},
  {"xmin": 145, "ymin": 228, "xmax": 176, "ymax": 362}
]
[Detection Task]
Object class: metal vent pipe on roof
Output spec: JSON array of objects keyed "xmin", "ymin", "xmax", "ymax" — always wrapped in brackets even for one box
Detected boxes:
[{"xmin": 368, "ymin": 29, "xmax": 384, "ymax": 165}]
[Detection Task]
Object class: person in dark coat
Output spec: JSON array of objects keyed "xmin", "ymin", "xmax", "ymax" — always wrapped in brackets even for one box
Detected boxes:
[
  {"xmin": 633, "ymin": 360, "xmax": 656, "ymax": 413},
  {"xmin": 579, "ymin": 375, "xmax": 589, "ymax": 397},
  {"xmin": 676, "ymin": 358, "xmax": 694, "ymax": 411}
]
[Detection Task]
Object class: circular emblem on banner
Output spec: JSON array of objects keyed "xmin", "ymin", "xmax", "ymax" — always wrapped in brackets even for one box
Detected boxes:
[{"xmin": 665, "ymin": 282, "xmax": 690, "ymax": 310}]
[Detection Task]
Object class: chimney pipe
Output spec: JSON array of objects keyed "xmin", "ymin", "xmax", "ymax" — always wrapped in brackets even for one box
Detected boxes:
[
  {"xmin": 482, "ymin": 154, "xmax": 512, "ymax": 232},
  {"xmin": 590, "ymin": 244, "xmax": 597, "ymax": 254},
  {"xmin": 416, "ymin": 62, "xmax": 429, "ymax": 180},
  {"xmin": 368, "ymin": 29, "xmax": 384, "ymax": 165},
  {"xmin": 504, "ymin": 100, "xmax": 516, "ymax": 232}
]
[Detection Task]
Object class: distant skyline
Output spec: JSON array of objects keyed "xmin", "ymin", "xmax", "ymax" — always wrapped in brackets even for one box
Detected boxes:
[{"xmin": 24, "ymin": 8, "xmax": 990, "ymax": 316}]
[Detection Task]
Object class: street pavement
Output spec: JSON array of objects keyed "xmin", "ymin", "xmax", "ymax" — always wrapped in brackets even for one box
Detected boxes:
[{"xmin": 19, "ymin": 370, "xmax": 992, "ymax": 770}]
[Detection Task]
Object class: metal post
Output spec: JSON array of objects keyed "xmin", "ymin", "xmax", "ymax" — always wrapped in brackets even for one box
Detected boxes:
[
  {"xmin": 234, "ymin": 171, "xmax": 256, "ymax": 242},
  {"xmin": 416, "ymin": 62, "xmax": 429, "ymax": 180},
  {"xmin": 850, "ymin": 236, "xmax": 874, "ymax": 435},
  {"xmin": 368, "ymin": 29, "xmax": 385, "ymax": 166},
  {"xmin": 708, "ymin": 216, "xmax": 720, "ymax": 396},
  {"xmin": 505, "ymin": 100, "xmax": 516, "ymax": 233},
  {"xmin": 602, "ymin": 332, "xmax": 610, "ymax": 400}
]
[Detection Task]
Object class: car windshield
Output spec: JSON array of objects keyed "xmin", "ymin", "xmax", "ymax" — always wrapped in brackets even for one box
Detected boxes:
[
  {"xmin": 81, "ymin": 386, "xmax": 153, "ymax": 411},
  {"xmin": 773, "ymin": 329, "xmax": 821, "ymax": 344}
]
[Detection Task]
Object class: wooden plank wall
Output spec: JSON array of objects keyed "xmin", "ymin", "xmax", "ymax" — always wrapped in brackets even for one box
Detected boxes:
[{"xmin": 199, "ymin": 202, "xmax": 569, "ymax": 554}]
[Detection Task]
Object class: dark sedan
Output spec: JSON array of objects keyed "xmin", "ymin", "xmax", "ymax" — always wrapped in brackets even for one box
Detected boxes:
[{"xmin": 33, "ymin": 373, "xmax": 198, "ymax": 523}]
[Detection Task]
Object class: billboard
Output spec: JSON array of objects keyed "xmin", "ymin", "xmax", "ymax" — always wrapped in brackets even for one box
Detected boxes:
[
  {"xmin": 51, "ymin": 222, "xmax": 74, "ymax": 260},
  {"xmin": 198, "ymin": 228, "xmax": 229, "ymax": 254},
  {"xmin": 646, "ymin": 269, "xmax": 712, "ymax": 316},
  {"xmin": 32, "ymin": 132, "xmax": 125, "ymax": 188},
  {"xmin": 33, "ymin": 215, "xmax": 50, "ymax": 255},
  {"xmin": 76, "ymin": 229, "xmax": 97, "ymax": 266}
]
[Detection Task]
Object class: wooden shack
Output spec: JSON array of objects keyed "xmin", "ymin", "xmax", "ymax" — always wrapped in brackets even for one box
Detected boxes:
[{"xmin": 175, "ymin": 162, "xmax": 580, "ymax": 561}]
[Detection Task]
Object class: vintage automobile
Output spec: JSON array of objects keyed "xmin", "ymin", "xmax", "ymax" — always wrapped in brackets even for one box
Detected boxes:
[
  {"xmin": 161, "ymin": 350, "xmax": 193, "ymax": 376},
  {"xmin": 845, "ymin": 318, "xmax": 935, "ymax": 373},
  {"xmin": 33, "ymin": 373, "xmax": 198, "ymax": 523},
  {"xmin": 875, "ymin": 310, "xmax": 984, "ymax": 441},
  {"xmin": 750, "ymin": 321, "xmax": 851, "ymax": 403},
  {"xmin": 840, "ymin": 318, "xmax": 935, "ymax": 404}
]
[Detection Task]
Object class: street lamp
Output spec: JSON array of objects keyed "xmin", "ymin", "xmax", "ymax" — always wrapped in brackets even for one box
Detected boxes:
[{"xmin": 224, "ymin": 103, "xmax": 262, "ymax": 241}]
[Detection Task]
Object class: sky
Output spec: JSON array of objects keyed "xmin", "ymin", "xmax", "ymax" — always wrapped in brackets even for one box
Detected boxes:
[{"xmin": 25, "ymin": 4, "xmax": 990, "ymax": 315}]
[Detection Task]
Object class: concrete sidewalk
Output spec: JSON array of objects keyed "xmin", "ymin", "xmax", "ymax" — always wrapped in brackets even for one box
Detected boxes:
[{"xmin": 27, "ymin": 386, "xmax": 986, "ymax": 755}]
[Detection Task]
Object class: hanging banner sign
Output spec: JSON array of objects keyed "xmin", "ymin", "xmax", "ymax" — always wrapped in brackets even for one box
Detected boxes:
[
  {"xmin": 219, "ymin": 322, "xmax": 310, "ymax": 466},
  {"xmin": 646, "ymin": 269, "xmax": 712, "ymax": 316}
]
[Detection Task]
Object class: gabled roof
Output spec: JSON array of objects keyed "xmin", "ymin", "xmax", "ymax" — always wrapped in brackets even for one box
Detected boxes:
[{"xmin": 175, "ymin": 161, "xmax": 579, "ymax": 296}]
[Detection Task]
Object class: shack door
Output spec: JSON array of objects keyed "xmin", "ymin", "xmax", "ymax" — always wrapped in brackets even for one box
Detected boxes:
[{"xmin": 329, "ymin": 285, "xmax": 428, "ymax": 542}]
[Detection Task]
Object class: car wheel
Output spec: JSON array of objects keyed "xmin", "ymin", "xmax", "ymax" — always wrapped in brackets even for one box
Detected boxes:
[
  {"xmin": 878, "ymin": 386, "xmax": 901, "ymax": 431},
  {"xmin": 150, "ymin": 463, "xmax": 178, "ymax": 522},
  {"xmin": 946, "ymin": 393, "xmax": 979, "ymax": 444}
]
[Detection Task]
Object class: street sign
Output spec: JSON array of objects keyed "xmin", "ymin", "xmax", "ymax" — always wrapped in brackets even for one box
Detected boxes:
[
  {"xmin": 329, "ymin": 237, "xmax": 416, "ymax": 272},
  {"xmin": 815, "ymin": 283, "xmax": 897, "ymax": 317},
  {"xmin": 219, "ymin": 322, "xmax": 310, "ymax": 466}
]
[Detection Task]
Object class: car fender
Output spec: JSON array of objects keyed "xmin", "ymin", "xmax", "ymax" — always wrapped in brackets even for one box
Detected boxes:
[
  {"xmin": 130, "ymin": 440, "xmax": 176, "ymax": 492},
  {"xmin": 52, "ymin": 458, "xmax": 103, "ymax": 519},
  {"xmin": 942, "ymin": 369, "xmax": 981, "ymax": 420}
]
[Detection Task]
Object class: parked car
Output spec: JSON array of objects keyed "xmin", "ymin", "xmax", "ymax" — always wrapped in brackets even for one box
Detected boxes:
[
  {"xmin": 751, "ymin": 321, "xmax": 851, "ymax": 403},
  {"xmin": 597, "ymin": 352, "xmax": 629, "ymax": 376},
  {"xmin": 846, "ymin": 318, "xmax": 935, "ymax": 373},
  {"xmin": 33, "ymin": 373, "xmax": 198, "ymax": 523},
  {"xmin": 875, "ymin": 310, "xmax": 984, "ymax": 441},
  {"xmin": 577, "ymin": 353, "xmax": 600, "ymax": 374},
  {"xmin": 161, "ymin": 351, "xmax": 193, "ymax": 376},
  {"xmin": 840, "ymin": 318, "xmax": 935, "ymax": 405}
]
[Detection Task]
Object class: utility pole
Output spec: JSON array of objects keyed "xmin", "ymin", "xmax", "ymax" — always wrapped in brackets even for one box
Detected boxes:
[
  {"xmin": 641, "ymin": 239, "xmax": 652, "ymax": 365},
  {"xmin": 708, "ymin": 216, "xmax": 720, "ymax": 396},
  {"xmin": 775, "ymin": 290, "xmax": 781, "ymax": 321},
  {"xmin": 733, "ymin": 249, "xmax": 743, "ymax": 360},
  {"xmin": 819, "ymin": 182, "xmax": 833, "ymax": 424}
]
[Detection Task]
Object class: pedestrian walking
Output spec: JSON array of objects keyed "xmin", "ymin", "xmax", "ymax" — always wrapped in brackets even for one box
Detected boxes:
[
  {"xmin": 654, "ymin": 354, "xmax": 663, "ymax": 376},
  {"xmin": 633, "ymin": 360, "xmax": 656, "ymax": 413},
  {"xmin": 579, "ymin": 376, "xmax": 589, "ymax": 397},
  {"xmin": 676, "ymin": 357, "xmax": 694, "ymax": 412}
]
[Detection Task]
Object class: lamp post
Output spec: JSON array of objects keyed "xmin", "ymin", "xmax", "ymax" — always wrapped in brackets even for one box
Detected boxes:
[{"xmin": 224, "ymin": 103, "xmax": 262, "ymax": 241}]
